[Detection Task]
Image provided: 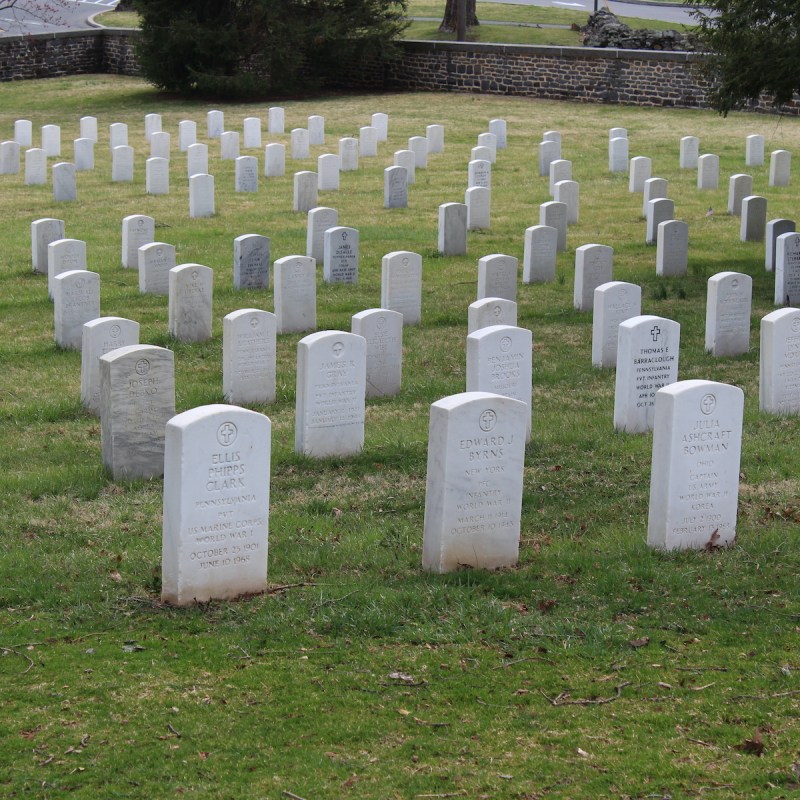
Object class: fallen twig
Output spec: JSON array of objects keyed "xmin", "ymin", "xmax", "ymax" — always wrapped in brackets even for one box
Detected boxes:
[
  {"xmin": 267, "ymin": 582, "xmax": 312, "ymax": 594},
  {"xmin": 540, "ymin": 681, "xmax": 631, "ymax": 706},
  {"xmin": 674, "ymin": 666, "xmax": 729, "ymax": 672},
  {"xmin": 166, "ymin": 724, "xmax": 181, "ymax": 738},
  {"xmin": 282, "ymin": 792, "xmax": 308, "ymax": 800},
  {"xmin": 312, "ymin": 590, "xmax": 358, "ymax": 611},
  {"xmin": 731, "ymin": 689, "xmax": 800, "ymax": 701},
  {"xmin": 493, "ymin": 656, "xmax": 554, "ymax": 669},
  {"xmin": 1, "ymin": 645, "xmax": 34, "ymax": 674},
  {"xmin": 415, "ymin": 792, "xmax": 466, "ymax": 798}
]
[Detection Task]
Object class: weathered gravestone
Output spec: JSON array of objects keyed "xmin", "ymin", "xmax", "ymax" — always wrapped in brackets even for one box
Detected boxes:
[
  {"xmin": 161, "ymin": 404, "xmax": 270, "ymax": 606},
  {"xmin": 468, "ymin": 159, "xmax": 491, "ymax": 190},
  {"xmin": 138, "ymin": 242, "xmax": 175, "ymax": 295},
  {"xmin": 109, "ymin": 122, "xmax": 128, "ymax": 150},
  {"xmin": 439, "ymin": 202, "xmax": 468, "ymax": 255},
  {"xmin": 73, "ymin": 138, "xmax": 94, "ymax": 171},
  {"xmin": 187, "ymin": 143, "xmax": 208, "ymax": 177},
  {"xmin": 306, "ymin": 206, "xmax": 338, "ymax": 263},
  {"xmin": 476, "ymin": 132, "xmax": 497, "ymax": 163},
  {"xmin": 264, "ymin": 143, "xmax": 285, "ymax": 177},
  {"xmin": 488, "ymin": 118, "xmax": 506, "ymax": 149},
  {"xmin": 308, "ymin": 116, "xmax": 324, "ymax": 146},
  {"xmin": 41, "ymin": 124, "xmax": 61, "ymax": 157},
  {"xmin": 293, "ymin": 171, "xmax": 318, "ymax": 213},
  {"xmin": 189, "ymin": 174, "xmax": 215, "ymax": 218},
  {"xmin": 408, "ymin": 136, "xmax": 427, "ymax": 168},
  {"xmin": 25, "ymin": 148, "xmax": 46, "ymax": 185},
  {"xmin": 478, "ymin": 254, "xmax": 517, "ymax": 302},
  {"xmin": 540, "ymin": 201, "xmax": 567, "ymax": 251},
  {"xmin": 769, "ymin": 149, "xmax": 791, "ymax": 187},
  {"xmin": 0, "ymin": 140, "xmax": 20, "ymax": 175},
  {"xmin": 144, "ymin": 113, "xmax": 162, "ymax": 142},
  {"xmin": 384, "ymin": 166, "xmax": 408, "ymax": 209},
  {"xmin": 234, "ymin": 156, "xmax": 258, "ymax": 193},
  {"xmin": 233, "ymin": 234, "xmax": 270, "ymax": 289},
  {"xmin": 207, "ymin": 110, "xmax": 224, "ymax": 138},
  {"xmin": 223, "ymin": 309, "xmax": 277, "ymax": 405},
  {"xmin": 150, "ymin": 131, "xmax": 171, "ymax": 160},
  {"xmin": 426, "ymin": 124, "xmax": 445, "ymax": 153},
  {"xmin": 574, "ymin": 244, "xmax": 613, "ymax": 312},
  {"xmin": 609, "ymin": 137, "xmax": 628, "ymax": 173},
  {"xmin": 539, "ymin": 139, "xmax": 560, "ymax": 177},
  {"xmin": 318, "ymin": 154, "xmax": 340, "ymax": 191},
  {"xmin": 179, "ymin": 120, "xmax": 197, "ymax": 151},
  {"xmin": 48, "ymin": 237, "xmax": 86, "ymax": 299},
  {"xmin": 629, "ymin": 156, "xmax": 652, "ymax": 193},
  {"xmin": 381, "ymin": 251, "xmax": 422, "ymax": 325},
  {"xmin": 268, "ymin": 106, "xmax": 285, "ymax": 134},
  {"xmin": 522, "ymin": 225, "xmax": 557, "ymax": 284},
  {"xmin": 295, "ymin": 331, "xmax": 367, "ymax": 457},
  {"xmin": 243, "ymin": 117, "xmax": 262, "ymax": 149},
  {"xmin": 122, "ymin": 214, "xmax": 155, "ymax": 269},
  {"xmin": 554, "ymin": 180, "xmax": 579, "ymax": 225},
  {"xmin": 31, "ymin": 217, "xmax": 64, "ymax": 275},
  {"xmin": 220, "ymin": 131, "xmax": 240, "ymax": 161},
  {"xmin": 591, "ymin": 281, "xmax": 642, "ymax": 369},
  {"xmin": 745, "ymin": 134, "xmax": 764, "ymax": 166},
  {"xmin": 14, "ymin": 119, "xmax": 32, "ymax": 147},
  {"xmin": 291, "ymin": 128, "xmax": 309, "ymax": 160},
  {"xmin": 609, "ymin": 127, "xmax": 627, "ymax": 140},
  {"xmin": 351, "ymin": 308, "xmax": 403, "ymax": 398},
  {"xmin": 394, "ymin": 149, "xmax": 415, "ymax": 185},
  {"xmin": 647, "ymin": 380, "xmax": 744, "ymax": 550},
  {"xmin": 760, "ymin": 307, "xmax": 800, "ymax": 415},
  {"xmin": 656, "ymin": 219, "xmax": 689, "ymax": 277},
  {"xmin": 79, "ymin": 116, "xmax": 97, "ymax": 143},
  {"xmin": 111, "ymin": 145, "xmax": 134, "ymax": 182},
  {"xmin": 697, "ymin": 154, "xmax": 719, "ymax": 190},
  {"xmin": 52, "ymin": 162, "xmax": 76, "ymax": 202},
  {"xmin": 466, "ymin": 187, "xmax": 490, "ymax": 231},
  {"xmin": 372, "ymin": 112, "xmax": 389, "ymax": 141},
  {"xmin": 727, "ymin": 173, "xmax": 753, "ymax": 216},
  {"xmin": 422, "ymin": 392, "xmax": 527, "ymax": 573},
  {"xmin": 323, "ymin": 227, "xmax": 359, "ymax": 284},
  {"xmin": 775, "ymin": 232, "xmax": 800, "ymax": 306},
  {"xmin": 549, "ymin": 159, "xmax": 572, "ymax": 195},
  {"xmin": 740, "ymin": 195, "xmax": 767, "ymax": 242},
  {"xmin": 705, "ymin": 272, "xmax": 752, "ymax": 357},
  {"xmin": 99, "ymin": 344, "xmax": 176, "ymax": 480},
  {"xmin": 274, "ymin": 255, "xmax": 316, "ymax": 334},
  {"xmin": 169, "ymin": 264, "xmax": 213, "ymax": 343},
  {"xmin": 81, "ymin": 316, "xmax": 140, "ymax": 415},
  {"xmin": 680, "ymin": 135, "xmax": 699, "ymax": 169},
  {"xmin": 766, "ymin": 219, "xmax": 796, "ymax": 272},
  {"xmin": 468, "ymin": 297, "xmax": 517, "ymax": 334},
  {"xmin": 339, "ymin": 138, "xmax": 358, "ymax": 171},
  {"xmin": 146, "ymin": 156, "xmax": 170, "ymax": 196},
  {"xmin": 642, "ymin": 177, "xmax": 668, "ymax": 217},
  {"xmin": 614, "ymin": 315, "xmax": 680, "ymax": 433},
  {"xmin": 360, "ymin": 126, "xmax": 378, "ymax": 158},
  {"xmin": 53, "ymin": 270, "xmax": 100, "ymax": 350},
  {"xmin": 645, "ymin": 198, "xmax": 674, "ymax": 245}
]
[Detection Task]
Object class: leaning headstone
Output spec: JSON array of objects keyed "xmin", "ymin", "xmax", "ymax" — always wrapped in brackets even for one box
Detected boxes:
[
  {"xmin": 264, "ymin": 142, "xmax": 285, "ymax": 177},
  {"xmin": 647, "ymin": 380, "xmax": 744, "ymax": 550},
  {"xmin": 308, "ymin": 115, "xmax": 324, "ymax": 146},
  {"xmin": 146, "ymin": 157, "xmax": 170, "ymax": 195},
  {"xmin": 408, "ymin": 136, "xmax": 427, "ymax": 168},
  {"xmin": 111, "ymin": 145, "xmax": 134, "ymax": 182},
  {"xmin": 178, "ymin": 120, "xmax": 197, "ymax": 151},
  {"xmin": 306, "ymin": 206, "xmax": 339, "ymax": 263},
  {"xmin": 468, "ymin": 159, "xmax": 491, "ymax": 190},
  {"xmin": 422, "ymin": 391, "xmax": 527, "ymax": 573},
  {"xmin": 360, "ymin": 126, "xmax": 379, "ymax": 158},
  {"xmin": 207, "ymin": 110, "xmax": 224, "ymax": 138},
  {"xmin": 79, "ymin": 116, "xmax": 97, "ymax": 143},
  {"xmin": 351, "ymin": 308, "xmax": 403, "ymax": 398},
  {"xmin": 161, "ymin": 405, "xmax": 271, "ymax": 606},
  {"xmin": 538, "ymin": 139, "xmax": 560, "ymax": 176},
  {"xmin": 629, "ymin": 156, "xmax": 652, "ymax": 193},
  {"xmin": 574, "ymin": 244, "xmax": 613, "ymax": 312},
  {"xmin": 233, "ymin": 234, "xmax": 270, "ymax": 289},
  {"xmin": 339, "ymin": 137, "xmax": 358, "ymax": 171},
  {"xmin": 426, "ymin": 124, "xmax": 445, "ymax": 153},
  {"xmin": 697, "ymin": 153, "xmax": 719, "ymax": 189},
  {"xmin": 394, "ymin": 149, "xmax": 415, "ymax": 184},
  {"xmin": 468, "ymin": 297, "xmax": 517, "ymax": 334},
  {"xmin": 746, "ymin": 134, "xmax": 764, "ymax": 167},
  {"xmin": 438, "ymin": 203, "xmax": 468, "ymax": 255},
  {"xmin": 371, "ymin": 112, "xmax": 389, "ymax": 141},
  {"xmin": 234, "ymin": 155, "xmax": 258, "ymax": 193},
  {"xmin": 467, "ymin": 324, "xmax": 532, "ymax": 440},
  {"xmin": 268, "ymin": 106, "xmax": 285, "ymax": 134},
  {"xmin": 645, "ymin": 198, "xmax": 675, "ymax": 245},
  {"xmin": 81, "ymin": 317, "xmax": 140, "ymax": 415},
  {"xmin": 109, "ymin": 122, "xmax": 128, "ymax": 150},
  {"xmin": 769, "ymin": 149, "xmax": 791, "ymax": 187},
  {"xmin": 323, "ymin": 226, "xmax": 359, "ymax": 284},
  {"xmin": 614, "ymin": 315, "xmax": 680, "ymax": 433},
  {"xmin": 384, "ymin": 166, "xmax": 408, "ymax": 208},
  {"xmin": 609, "ymin": 137, "xmax": 628, "ymax": 173},
  {"xmin": 381, "ymin": 251, "xmax": 422, "ymax": 325},
  {"xmin": 727, "ymin": 173, "xmax": 753, "ymax": 216},
  {"xmin": 144, "ymin": 113, "xmax": 162, "ymax": 142},
  {"xmin": 168, "ymin": 264, "xmax": 213, "ymax": 342},
  {"xmin": 138, "ymin": 242, "xmax": 176, "ymax": 295},
  {"xmin": 522, "ymin": 225, "xmax": 557, "ymax": 284},
  {"xmin": 24, "ymin": 148, "xmax": 47, "ymax": 185},
  {"xmin": 0, "ymin": 140, "xmax": 20, "ymax": 175},
  {"xmin": 656, "ymin": 220, "xmax": 689, "ymax": 277},
  {"xmin": 540, "ymin": 201, "xmax": 567, "ymax": 251},
  {"xmin": 760, "ymin": 308, "xmax": 800, "ymax": 414},
  {"xmin": 150, "ymin": 131, "xmax": 171, "ymax": 160},
  {"xmin": 295, "ymin": 331, "xmax": 367, "ymax": 457},
  {"xmin": 274, "ymin": 255, "xmax": 316, "ymax": 334},
  {"xmin": 223, "ymin": 310, "xmax": 277, "ymax": 404},
  {"xmin": 740, "ymin": 195, "xmax": 767, "ymax": 242},
  {"xmin": 705, "ymin": 271, "xmax": 752, "ymax": 357},
  {"xmin": 478, "ymin": 254, "xmax": 517, "ymax": 302},
  {"xmin": 14, "ymin": 119, "xmax": 32, "ymax": 147},
  {"xmin": 293, "ymin": 171, "xmax": 318, "ymax": 213},
  {"xmin": 243, "ymin": 117, "xmax": 262, "ymax": 149},
  {"xmin": 466, "ymin": 186, "xmax": 490, "ymax": 231},
  {"xmin": 775, "ymin": 232, "xmax": 800, "ymax": 306},
  {"xmin": 291, "ymin": 128, "xmax": 309, "ymax": 160},
  {"xmin": 591, "ymin": 281, "xmax": 642, "ymax": 368},
  {"xmin": 680, "ymin": 135, "xmax": 699, "ymax": 169},
  {"xmin": 73, "ymin": 138, "xmax": 94, "ymax": 171},
  {"xmin": 317, "ymin": 153, "xmax": 340, "ymax": 191},
  {"xmin": 189, "ymin": 174, "xmax": 215, "ymax": 218},
  {"xmin": 52, "ymin": 162, "xmax": 76, "ymax": 202},
  {"xmin": 488, "ymin": 118, "xmax": 507, "ymax": 149},
  {"xmin": 765, "ymin": 219, "xmax": 796, "ymax": 272},
  {"xmin": 31, "ymin": 217, "xmax": 64, "ymax": 275},
  {"xmin": 41, "ymin": 124, "xmax": 61, "ymax": 157},
  {"xmin": 122, "ymin": 214, "xmax": 155, "ymax": 269},
  {"xmin": 48, "ymin": 237, "xmax": 86, "ymax": 298},
  {"xmin": 99, "ymin": 344, "xmax": 176, "ymax": 481},
  {"xmin": 187, "ymin": 142, "xmax": 208, "ymax": 177},
  {"xmin": 549, "ymin": 159, "xmax": 572, "ymax": 195},
  {"xmin": 220, "ymin": 131, "xmax": 240, "ymax": 161},
  {"xmin": 554, "ymin": 179, "xmax": 579, "ymax": 225},
  {"xmin": 53, "ymin": 270, "xmax": 100, "ymax": 350},
  {"xmin": 642, "ymin": 177, "xmax": 668, "ymax": 217}
]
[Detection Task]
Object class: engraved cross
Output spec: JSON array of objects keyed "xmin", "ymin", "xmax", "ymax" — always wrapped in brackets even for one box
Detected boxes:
[{"xmin": 650, "ymin": 325, "xmax": 661, "ymax": 342}]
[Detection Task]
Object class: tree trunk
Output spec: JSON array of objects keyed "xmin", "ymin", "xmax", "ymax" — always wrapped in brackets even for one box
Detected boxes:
[{"xmin": 439, "ymin": 0, "xmax": 479, "ymax": 34}]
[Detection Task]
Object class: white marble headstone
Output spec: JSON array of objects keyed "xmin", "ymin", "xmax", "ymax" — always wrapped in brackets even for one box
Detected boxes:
[
  {"xmin": 293, "ymin": 171, "xmax": 318, "ymax": 213},
  {"xmin": 139, "ymin": 242, "xmax": 176, "ymax": 296},
  {"xmin": 52, "ymin": 162, "xmax": 76, "ymax": 202},
  {"xmin": 268, "ymin": 107, "xmax": 285, "ymax": 134},
  {"xmin": 351, "ymin": 308, "xmax": 403, "ymax": 398},
  {"xmin": 439, "ymin": 203, "xmax": 468, "ymax": 255},
  {"xmin": 111, "ymin": 145, "xmax": 134, "ymax": 182},
  {"xmin": 146, "ymin": 157, "xmax": 170, "ymax": 195},
  {"xmin": 264, "ymin": 143, "xmax": 285, "ymax": 177},
  {"xmin": 539, "ymin": 201, "xmax": 567, "ymax": 251},
  {"xmin": 727, "ymin": 173, "xmax": 753, "ymax": 216},
  {"xmin": 306, "ymin": 206, "xmax": 338, "ymax": 263},
  {"xmin": 25, "ymin": 148, "xmax": 47, "ymax": 185},
  {"xmin": 775, "ymin": 232, "xmax": 800, "ymax": 306},
  {"xmin": 466, "ymin": 187, "xmax": 490, "ymax": 231},
  {"xmin": 705, "ymin": 271, "xmax": 752, "ymax": 357},
  {"xmin": 656, "ymin": 220, "xmax": 689, "ymax": 277},
  {"xmin": 574, "ymin": 244, "xmax": 613, "ymax": 312},
  {"xmin": 235, "ymin": 155, "xmax": 258, "ymax": 193},
  {"xmin": 189, "ymin": 174, "xmax": 215, "ymax": 218},
  {"xmin": 31, "ymin": 217, "xmax": 64, "ymax": 275},
  {"xmin": 468, "ymin": 297, "xmax": 517, "ymax": 334},
  {"xmin": 168, "ymin": 264, "xmax": 213, "ymax": 342},
  {"xmin": 591, "ymin": 281, "xmax": 642, "ymax": 369},
  {"xmin": 760, "ymin": 307, "xmax": 800, "ymax": 415},
  {"xmin": 122, "ymin": 214, "xmax": 155, "ymax": 269},
  {"xmin": 233, "ymin": 234, "xmax": 270, "ymax": 289},
  {"xmin": 478, "ymin": 254, "xmax": 517, "ymax": 302},
  {"xmin": 381, "ymin": 251, "xmax": 422, "ymax": 325},
  {"xmin": 53, "ymin": 269, "xmax": 100, "ymax": 350},
  {"xmin": 81, "ymin": 316, "xmax": 140, "ymax": 415},
  {"xmin": 522, "ymin": 225, "xmax": 557, "ymax": 284},
  {"xmin": 323, "ymin": 226, "xmax": 359, "ymax": 284},
  {"xmin": 223, "ymin": 310, "xmax": 277, "ymax": 405},
  {"xmin": 384, "ymin": 166, "xmax": 408, "ymax": 209},
  {"xmin": 274, "ymin": 255, "xmax": 316, "ymax": 334}
]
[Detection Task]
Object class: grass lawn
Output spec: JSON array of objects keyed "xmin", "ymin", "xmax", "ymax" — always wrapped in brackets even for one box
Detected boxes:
[{"xmin": 1, "ymin": 75, "xmax": 799, "ymax": 798}]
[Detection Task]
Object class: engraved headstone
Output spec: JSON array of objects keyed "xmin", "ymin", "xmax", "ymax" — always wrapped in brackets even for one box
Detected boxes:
[
  {"xmin": 680, "ymin": 135, "xmax": 699, "ymax": 169},
  {"xmin": 697, "ymin": 154, "xmax": 719, "ymax": 189},
  {"xmin": 438, "ymin": 202, "xmax": 468, "ymax": 255},
  {"xmin": 220, "ymin": 131, "xmax": 240, "ymax": 161},
  {"xmin": 351, "ymin": 308, "xmax": 403, "ymax": 398},
  {"xmin": 144, "ymin": 113, "xmax": 162, "ymax": 142},
  {"xmin": 293, "ymin": 171, "xmax": 318, "ymax": 213},
  {"xmin": 381, "ymin": 251, "xmax": 422, "ymax": 325},
  {"xmin": 187, "ymin": 142, "xmax": 208, "ymax": 177},
  {"xmin": 609, "ymin": 137, "xmax": 628, "ymax": 173},
  {"xmin": 549, "ymin": 159, "xmax": 572, "ymax": 195},
  {"xmin": 426, "ymin": 124, "xmax": 444, "ymax": 153},
  {"xmin": 79, "ymin": 116, "xmax": 97, "ymax": 143},
  {"xmin": 339, "ymin": 137, "xmax": 358, "ymax": 171},
  {"xmin": 646, "ymin": 198, "xmax": 675, "ymax": 245},
  {"xmin": 468, "ymin": 159, "xmax": 491, "ymax": 190},
  {"xmin": 41, "ymin": 124, "xmax": 61, "ymax": 157},
  {"xmin": 468, "ymin": 297, "xmax": 517, "ymax": 334},
  {"xmin": 53, "ymin": 269, "xmax": 100, "ymax": 350},
  {"xmin": 384, "ymin": 166, "xmax": 408, "ymax": 208},
  {"xmin": 472, "ymin": 146, "xmax": 494, "ymax": 166},
  {"xmin": 656, "ymin": 219, "xmax": 689, "ymax": 277},
  {"xmin": 592, "ymin": 281, "xmax": 642, "ymax": 369},
  {"xmin": 642, "ymin": 177, "xmax": 668, "ymax": 217},
  {"xmin": 574, "ymin": 244, "xmax": 613, "ymax": 312},
  {"xmin": 233, "ymin": 234, "xmax": 270, "ymax": 289},
  {"xmin": 146, "ymin": 157, "xmax": 170, "ymax": 195},
  {"xmin": 48, "ymin": 237, "xmax": 86, "ymax": 298},
  {"xmin": 189, "ymin": 174, "xmax": 215, "ymax": 218},
  {"xmin": 760, "ymin": 307, "xmax": 800, "ymax": 414},
  {"xmin": 317, "ymin": 153, "xmax": 340, "ymax": 191},
  {"xmin": 138, "ymin": 242, "xmax": 176, "ymax": 295},
  {"xmin": 243, "ymin": 117, "xmax": 262, "ymax": 149},
  {"xmin": 168, "ymin": 264, "xmax": 213, "ymax": 342},
  {"xmin": 264, "ymin": 143, "xmax": 285, "ymax": 177},
  {"xmin": 554, "ymin": 179, "xmax": 579, "ymax": 225},
  {"xmin": 81, "ymin": 317, "xmax": 140, "ymax": 415},
  {"xmin": 150, "ymin": 131, "xmax": 171, "ymax": 160},
  {"xmin": 775, "ymin": 232, "xmax": 800, "ymax": 306},
  {"xmin": 360, "ymin": 126, "xmax": 378, "ymax": 158},
  {"xmin": 746, "ymin": 134, "xmax": 764, "ymax": 167},
  {"xmin": 179, "ymin": 120, "xmax": 197, "ymax": 151},
  {"xmin": 268, "ymin": 106, "xmax": 285, "ymax": 134},
  {"xmin": 629, "ymin": 156, "xmax": 652, "ymax": 193},
  {"xmin": 648, "ymin": 380, "xmax": 744, "ymax": 550},
  {"xmin": 769, "ymin": 149, "xmax": 791, "ymax": 187},
  {"xmin": 109, "ymin": 122, "xmax": 128, "ymax": 150},
  {"xmin": 111, "ymin": 145, "xmax": 134, "ymax": 182},
  {"xmin": 122, "ymin": 214, "xmax": 155, "ymax": 269},
  {"xmin": 306, "ymin": 206, "xmax": 338, "ymax": 263},
  {"xmin": 291, "ymin": 128, "xmax": 309, "ymax": 160},
  {"xmin": 73, "ymin": 137, "xmax": 94, "ymax": 171},
  {"xmin": 274, "ymin": 255, "xmax": 316, "ymax": 334},
  {"xmin": 14, "ymin": 119, "xmax": 32, "ymax": 147},
  {"xmin": 609, "ymin": 127, "xmax": 627, "ymax": 140},
  {"xmin": 308, "ymin": 115, "xmax": 324, "ymax": 146},
  {"xmin": 323, "ymin": 226, "xmax": 359, "ymax": 284},
  {"xmin": 408, "ymin": 136, "xmax": 427, "ymax": 168},
  {"xmin": 207, "ymin": 110, "xmax": 224, "ymax": 138},
  {"xmin": 52, "ymin": 162, "xmax": 76, "ymax": 202},
  {"xmin": 740, "ymin": 195, "xmax": 767, "ymax": 242},
  {"xmin": 394, "ymin": 149, "xmax": 415, "ymax": 184},
  {"xmin": 727, "ymin": 173, "xmax": 753, "ymax": 216},
  {"xmin": 543, "ymin": 130, "xmax": 561, "ymax": 144},
  {"xmin": 31, "ymin": 217, "xmax": 64, "ymax": 275},
  {"xmin": 25, "ymin": 148, "xmax": 46, "ymax": 185},
  {"xmin": 0, "ymin": 140, "xmax": 20, "ymax": 175},
  {"xmin": 538, "ymin": 139, "xmax": 560, "ymax": 176},
  {"xmin": 234, "ymin": 155, "xmax": 258, "ymax": 193},
  {"xmin": 488, "ymin": 118, "xmax": 506, "ymax": 149},
  {"xmin": 371, "ymin": 112, "xmax": 389, "ymax": 141},
  {"xmin": 223, "ymin": 310, "xmax": 277, "ymax": 404},
  {"xmin": 478, "ymin": 254, "xmax": 517, "ymax": 302},
  {"xmin": 466, "ymin": 187, "xmax": 490, "ymax": 231},
  {"xmin": 539, "ymin": 201, "xmax": 567, "ymax": 251},
  {"xmin": 765, "ymin": 219, "xmax": 796, "ymax": 272},
  {"xmin": 476, "ymin": 132, "xmax": 497, "ymax": 163},
  {"xmin": 705, "ymin": 271, "xmax": 752, "ymax": 357},
  {"xmin": 522, "ymin": 225, "xmax": 557, "ymax": 284}
]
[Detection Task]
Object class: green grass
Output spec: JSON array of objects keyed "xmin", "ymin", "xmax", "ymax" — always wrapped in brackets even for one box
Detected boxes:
[
  {"xmin": 93, "ymin": 11, "xmax": 139, "ymax": 28},
  {"xmin": 1, "ymin": 76, "xmax": 799, "ymax": 798}
]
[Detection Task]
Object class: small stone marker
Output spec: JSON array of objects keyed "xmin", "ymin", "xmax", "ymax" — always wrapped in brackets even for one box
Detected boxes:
[
  {"xmin": 146, "ymin": 157, "xmax": 170, "ymax": 195},
  {"xmin": 111, "ymin": 145, "xmax": 134, "ymax": 182},
  {"xmin": 220, "ymin": 131, "xmax": 240, "ymax": 161},
  {"xmin": 48, "ymin": 237, "xmax": 86, "ymax": 298},
  {"xmin": 697, "ymin": 154, "xmax": 719, "ymax": 189},
  {"xmin": 468, "ymin": 297, "xmax": 517, "ymax": 334},
  {"xmin": 384, "ymin": 166, "xmax": 408, "ymax": 208},
  {"xmin": 309, "ymin": 113, "xmax": 326, "ymax": 143},
  {"xmin": 765, "ymin": 219, "xmax": 796, "ymax": 272},
  {"xmin": 488, "ymin": 118, "xmax": 506, "ymax": 149},
  {"xmin": 468, "ymin": 159, "xmax": 491, "ymax": 190},
  {"xmin": 0, "ymin": 140, "xmax": 20, "ymax": 175},
  {"xmin": 52, "ymin": 162, "xmax": 76, "ymax": 202},
  {"xmin": 99, "ymin": 344, "xmax": 176, "ymax": 481},
  {"xmin": 645, "ymin": 198, "xmax": 675, "ymax": 245},
  {"xmin": 422, "ymin": 391, "xmax": 527, "ymax": 573},
  {"xmin": 394, "ymin": 149, "xmax": 415, "ymax": 184},
  {"xmin": 522, "ymin": 225, "xmax": 557, "ymax": 284},
  {"xmin": 295, "ymin": 331, "xmax": 367, "ymax": 457},
  {"xmin": 14, "ymin": 119, "xmax": 32, "ymax": 147},
  {"xmin": 179, "ymin": 120, "xmax": 197, "ymax": 151},
  {"xmin": 306, "ymin": 206, "xmax": 339, "ymax": 263},
  {"xmin": 109, "ymin": 122, "xmax": 128, "ymax": 150},
  {"xmin": 371, "ymin": 112, "xmax": 389, "ymax": 141},
  {"xmin": 642, "ymin": 177, "xmax": 668, "ymax": 217},
  {"xmin": 574, "ymin": 244, "xmax": 613, "ymax": 312},
  {"xmin": 438, "ymin": 203, "xmax": 468, "ymax": 255},
  {"xmin": 769, "ymin": 149, "xmax": 791, "ymax": 187},
  {"xmin": 351, "ymin": 308, "xmax": 403, "ymax": 398},
  {"xmin": 233, "ymin": 234, "xmax": 270, "ymax": 289},
  {"xmin": 187, "ymin": 142, "xmax": 208, "ymax": 177},
  {"xmin": 467, "ymin": 325, "xmax": 532, "ymax": 440},
  {"xmin": 466, "ymin": 187, "xmax": 490, "ymax": 231},
  {"xmin": 426, "ymin": 124, "xmax": 444, "ymax": 153},
  {"xmin": 609, "ymin": 137, "xmax": 628, "ymax": 173},
  {"xmin": 360, "ymin": 126, "xmax": 378, "ymax": 158},
  {"xmin": 740, "ymin": 195, "xmax": 767, "ymax": 242},
  {"xmin": 647, "ymin": 380, "xmax": 744, "ymax": 550},
  {"xmin": 223, "ymin": 309, "xmax": 277, "ymax": 404},
  {"xmin": 161, "ymin": 404, "xmax": 271, "ymax": 606},
  {"xmin": 268, "ymin": 107, "xmax": 285, "ymax": 134},
  {"xmin": 24, "ymin": 148, "xmax": 47, "ymax": 185},
  {"xmin": 122, "ymin": 214, "xmax": 155, "ymax": 269},
  {"xmin": 291, "ymin": 128, "xmax": 309, "ymax": 160},
  {"xmin": 31, "ymin": 217, "xmax": 64, "ymax": 275},
  {"xmin": 727, "ymin": 173, "xmax": 753, "ymax": 216},
  {"xmin": 81, "ymin": 316, "xmax": 140, "ymax": 415},
  {"xmin": 207, "ymin": 110, "xmax": 224, "ymax": 138},
  {"xmin": 705, "ymin": 271, "xmax": 752, "ymax": 357},
  {"xmin": 234, "ymin": 155, "xmax": 258, "ymax": 193},
  {"xmin": 381, "ymin": 251, "xmax": 422, "ymax": 325},
  {"xmin": 339, "ymin": 137, "xmax": 358, "ymax": 171},
  {"xmin": 478, "ymin": 254, "xmax": 517, "ymax": 302},
  {"xmin": 144, "ymin": 113, "xmax": 162, "ymax": 142},
  {"xmin": 274, "ymin": 255, "xmax": 316, "ymax": 334},
  {"xmin": 476, "ymin": 132, "xmax": 497, "ymax": 163},
  {"xmin": 775, "ymin": 232, "xmax": 800, "ymax": 306},
  {"xmin": 189, "ymin": 174, "xmax": 215, "ymax": 218},
  {"xmin": 549, "ymin": 159, "xmax": 572, "ymax": 195},
  {"xmin": 323, "ymin": 226, "xmax": 359, "ymax": 284},
  {"xmin": 169, "ymin": 264, "xmax": 213, "ymax": 342},
  {"xmin": 243, "ymin": 117, "xmax": 262, "ymax": 149},
  {"xmin": 41, "ymin": 124, "xmax": 61, "ymax": 157},
  {"xmin": 264, "ymin": 143, "xmax": 285, "ymax": 177},
  {"xmin": 150, "ymin": 131, "xmax": 171, "ymax": 160},
  {"xmin": 656, "ymin": 219, "xmax": 689, "ymax": 277},
  {"xmin": 614, "ymin": 315, "xmax": 680, "ymax": 433},
  {"xmin": 554, "ymin": 179, "xmax": 579, "ymax": 225},
  {"xmin": 53, "ymin": 269, "xmax": 100, "ymax": 350},
  {"xmin": 745, "ymin": 134, "xmax": 764, "ymax": 166},
  {"xmin": 592, "ymin": 281, "xmax": 642, "ymax": 368},
  {"xmin": 317, "ymin": 153, "xmax": 340, "ymax": 191},
  {"xmin": 293, "ymin": 171, "xmax": 318, "ymax": 213},
  {"xmin": 79, "ymin": 116, "xmax": 97, "ymax": 143},
  {"xmin": 538, "ymin": 139, "xmax": 560, "ymax": 176},
  {"xmin": 629, "ymin": 156, "xmax": 652, "ymax": 193},
  {"xmin": 409, "ymin": 136, "xmax": 427, "ymax": 168},
  {"xmin": 539, "ymin": 201, "xmax": 567, "ymax": 251},
  {"xmin": 139, "ymin": 242, "xmax": 176, "ymax": 295},
  {"xmin": 760, "ymin": 308, "xmax": 800, "ymax": 414},
  {"xmin": 73, "ymin": 138, "xmax": 94, "ymax": 171}
]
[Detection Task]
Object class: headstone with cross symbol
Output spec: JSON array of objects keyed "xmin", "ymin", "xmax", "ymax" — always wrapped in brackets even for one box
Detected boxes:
[
  {"xmin": 223, "ymin": 309, "xmax": 277, "ymax": 405},
  {"xmin": 705, "ymin": 272, "xmax": 752, "ymax": 357}
]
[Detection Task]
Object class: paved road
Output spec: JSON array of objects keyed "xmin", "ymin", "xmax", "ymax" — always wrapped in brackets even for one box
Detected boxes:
[{"xmin": 0, "ymin": 0, "xmax": 117, "ymax": 36}]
